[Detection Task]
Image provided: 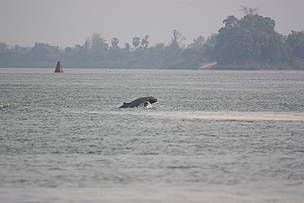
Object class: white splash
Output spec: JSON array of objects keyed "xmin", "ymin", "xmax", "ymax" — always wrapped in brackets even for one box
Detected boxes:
[{"xmin": 0, "ymin": 104, "xmax": 10, "ymax": 109}]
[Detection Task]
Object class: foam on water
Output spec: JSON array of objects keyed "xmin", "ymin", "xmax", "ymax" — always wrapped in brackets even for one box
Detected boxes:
[{"xmin": 97, "ymin": 110, "xmax": 304, "ymax": 121}]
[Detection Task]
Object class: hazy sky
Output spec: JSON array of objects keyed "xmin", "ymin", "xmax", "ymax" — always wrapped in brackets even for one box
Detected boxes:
[{"xmin": 1, "ymin": 0, "xmax": 303, "ymax": 47}]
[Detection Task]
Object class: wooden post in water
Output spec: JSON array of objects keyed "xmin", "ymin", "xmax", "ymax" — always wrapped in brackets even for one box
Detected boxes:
[{"xmin": 54, "ymin": 61, "xmax": 64, "ymax": 73}]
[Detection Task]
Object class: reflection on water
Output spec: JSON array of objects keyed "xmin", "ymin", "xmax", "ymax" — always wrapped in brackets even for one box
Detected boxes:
[
  {"xmin": 1, "ymin": 186, "xmax": 303, "ymax": 203},
  {"xmin": 106, "ymin": 110, "xmax": 304, "ymax": 121}
]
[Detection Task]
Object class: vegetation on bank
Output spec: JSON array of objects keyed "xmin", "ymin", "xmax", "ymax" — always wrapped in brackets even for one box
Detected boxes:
[
  {"xmin": 0, "ymin": 8, "xmax": 303, "ymax": 69},
  {"xmin": 213, "ymin": 8, "xmax": 304, "ymax": 69}
]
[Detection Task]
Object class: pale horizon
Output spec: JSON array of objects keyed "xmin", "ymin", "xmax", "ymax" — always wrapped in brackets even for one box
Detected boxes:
[{"xmin": 1, "ymin": 0, "xmax": 304, "ymax": 47}]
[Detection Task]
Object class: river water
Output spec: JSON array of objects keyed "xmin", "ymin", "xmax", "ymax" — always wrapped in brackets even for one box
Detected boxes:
[{"xmin": 0, "ymin": 68, "xmax": 304, "ymax": 202}]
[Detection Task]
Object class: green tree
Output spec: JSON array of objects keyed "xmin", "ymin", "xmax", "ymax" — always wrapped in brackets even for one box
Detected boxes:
[
  {"xmin": 0, "ymin": 42, "xmax": 8, "ymax": 53},
  {"xmin": 132, "ymin": 37, "xmax": 140, "ymax": 49},
  {"xmin": 170, "ymin": 29, "xmax": 185, "ymax": 49},
  {"xmin": 287, "ymin": 31, "xmax": 304, "ymax": 58},
  {"xmin": 91, "ymin": 33, "xmax": 108, "ymax": 52},
  {"xmin": 141, "ymin": 35, "xmax": 149, "ymax": 49},
  {"xmin": 240, "ymin": 6, "xmax": 258, "ymax": 16},
  {"xmin": 111, "ymin": 37, "xmax": 120, "ymax": 48},
  {"xmin": 287, "ymin": 31, "xmax": 304, "ymax": 66},
  {"xmin": 214, "ymin": 11, "xmax": 289, "ymax": 66},
  {"xmin": 124, "ymin": 43, "xmax": 130, "ymax": 50}
]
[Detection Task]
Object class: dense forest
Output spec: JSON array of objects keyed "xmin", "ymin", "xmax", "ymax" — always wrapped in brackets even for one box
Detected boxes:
[{"xmin": 1, "ymin": 9, "xmax": 304, "ymax": 69}]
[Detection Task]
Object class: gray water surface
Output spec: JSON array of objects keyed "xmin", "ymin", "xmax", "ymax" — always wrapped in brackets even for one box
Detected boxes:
[{"xmin": 0, "ymin": 68, "xmax": 304, "ymax": 202}]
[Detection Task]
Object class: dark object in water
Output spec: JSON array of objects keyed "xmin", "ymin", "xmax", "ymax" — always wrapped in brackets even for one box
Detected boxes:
[
  {"xmin": 0, "ymin": 104, "xmax": 10, "ymax": 110},
  {"xmin": 119, "ymin": 96, "xmax": 157, "ymax": 108},
  {"xmin": 54, "ymin": 61, "xmax": 63, "ymax": 73}
]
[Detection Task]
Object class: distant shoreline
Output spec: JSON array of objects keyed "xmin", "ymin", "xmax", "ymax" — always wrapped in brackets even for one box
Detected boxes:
[
  {"xmin": 0, "ymin": 66, "xmax": 304, "ymax": 70},
  {"xmin": 199, "ymin": 65, "xmax": 304, "ymax": 70}
]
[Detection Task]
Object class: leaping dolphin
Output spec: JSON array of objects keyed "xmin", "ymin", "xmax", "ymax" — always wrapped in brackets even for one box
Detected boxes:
[{"xmin": 119, "ymin": 96, "xmax": 157, "ymax": 108}]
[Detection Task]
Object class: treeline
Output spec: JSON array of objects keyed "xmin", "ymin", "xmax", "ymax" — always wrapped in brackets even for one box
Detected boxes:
[
  {"xmin": 0, "ymin": 9, "xmax": 304, "ymax": 69},
  {"xmin": 213, "ymin": 8, "xmax": 304, "ymax": 69},
  {"xmin": 0, "ymin": 30, "xmax": 215, "ymax": 69}
]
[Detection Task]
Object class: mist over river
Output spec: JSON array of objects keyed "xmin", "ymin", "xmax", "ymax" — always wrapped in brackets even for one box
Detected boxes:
[{"xmin": 0, "ymin": 68, "xmax": 304, "ymax": 202}]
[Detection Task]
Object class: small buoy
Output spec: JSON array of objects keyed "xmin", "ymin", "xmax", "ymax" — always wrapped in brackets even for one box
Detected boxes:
[{"xmin": 54, "ymin": 61, "xmax": 63, "ymax": 73}]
